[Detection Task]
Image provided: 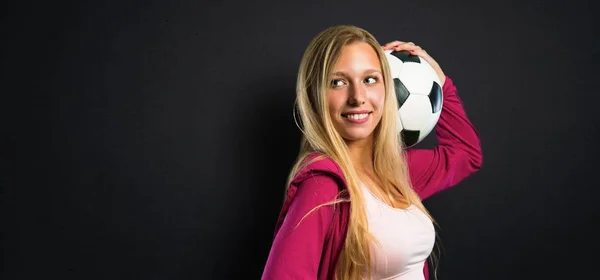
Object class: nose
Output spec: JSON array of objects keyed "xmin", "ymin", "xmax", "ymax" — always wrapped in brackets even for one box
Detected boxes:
[{"xmin": 348, "ymin": 82, "xmax": 366, "ymax": 106}]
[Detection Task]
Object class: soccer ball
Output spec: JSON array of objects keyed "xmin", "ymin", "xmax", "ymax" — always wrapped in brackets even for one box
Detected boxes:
[{"xmin": 384, "ymin": 50, "xmax": 443, "ymax": 148}]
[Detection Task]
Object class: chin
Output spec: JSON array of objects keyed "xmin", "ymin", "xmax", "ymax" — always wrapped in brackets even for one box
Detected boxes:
[{"xmin": 340, "ymin": 131, "xmax": 374, "ymax": 142}]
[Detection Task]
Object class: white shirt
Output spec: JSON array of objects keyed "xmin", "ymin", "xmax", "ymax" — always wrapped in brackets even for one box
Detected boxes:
[{"xmin": 361, "ymin": 183, "xmax": 436, "ymax": 280}]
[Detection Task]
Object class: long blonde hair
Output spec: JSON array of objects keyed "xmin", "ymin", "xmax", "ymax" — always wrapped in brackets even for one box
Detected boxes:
[{"xmin": 286, "ymin": 25, "xmax": 438, "ymax": 280}]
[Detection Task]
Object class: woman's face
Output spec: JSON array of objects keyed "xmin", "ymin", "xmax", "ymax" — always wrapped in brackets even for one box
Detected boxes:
[{"xmin": 327, "ymin": 41, "xmax": 385, "ymax": 143}]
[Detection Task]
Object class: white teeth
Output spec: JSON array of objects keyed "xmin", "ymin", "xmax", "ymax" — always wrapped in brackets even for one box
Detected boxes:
[{"xmin": 345, "ymin": 113, "xmax": 368, "ymax": 120}]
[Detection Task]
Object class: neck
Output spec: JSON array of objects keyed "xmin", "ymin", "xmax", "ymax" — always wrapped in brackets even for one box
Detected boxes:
[{"xmin": 346, "ymin": 135, "xmax": 374, "ymax": 174}]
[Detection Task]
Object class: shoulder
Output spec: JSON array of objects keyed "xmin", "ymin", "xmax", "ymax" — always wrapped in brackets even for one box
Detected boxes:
[
  {"xmin": 286, "ymin": 152, "xmax": 347, "ymax": 202},
  {"xmin": 291, "ymin": 152, "xmax": 346, "ymax": 187},
  {"xmin": 274, "ymin": 152, "xmax": 347, "ymax": 233}
]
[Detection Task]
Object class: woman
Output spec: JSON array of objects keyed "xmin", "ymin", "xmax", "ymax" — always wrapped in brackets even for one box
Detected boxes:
[{"xmin": 261, "ymin": 25, "xmax": 483, "ymax": 280}]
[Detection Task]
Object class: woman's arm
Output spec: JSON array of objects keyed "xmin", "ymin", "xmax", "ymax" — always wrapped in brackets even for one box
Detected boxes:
[
  {"xmin": 406, "ymin": 76, "xmax": 483, "ymax": 199},
  {"xmin": 382, "ymin": 41, "xmax": 483, "ymax": 200}
]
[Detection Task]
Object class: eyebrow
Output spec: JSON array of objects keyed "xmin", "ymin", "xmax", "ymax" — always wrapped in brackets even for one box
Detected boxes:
[{"xmin": 331, "ymin": 69, "xmax": 381, "ymax": 77}]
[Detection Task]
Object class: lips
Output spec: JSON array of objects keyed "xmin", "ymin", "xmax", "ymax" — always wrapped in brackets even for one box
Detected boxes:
[
  {"xmin": 341, "ymin": 111, "xmax": 372, "ymax": 124},
  {"xmin": 344, "ymin": 113, "xmax": 369, "ymax": 120},
  {"xmin": 342, "ymin": 110, "xmax": 371, "ymax": 115}
]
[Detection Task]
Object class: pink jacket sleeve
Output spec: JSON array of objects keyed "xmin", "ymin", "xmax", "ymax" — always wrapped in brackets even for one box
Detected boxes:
[
  {"xmin": 261, "ymin": 174, "xmax": 340, "ymax": 279},
  {"xmin": 407, "ymin": 76, "xmax": 483, "ymax": 200}
]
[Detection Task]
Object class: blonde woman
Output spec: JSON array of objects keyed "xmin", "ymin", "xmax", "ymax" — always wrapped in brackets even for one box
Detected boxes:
[{"xmin": 261, "ymin": 25, "xmax": 483, "ymax": 280}]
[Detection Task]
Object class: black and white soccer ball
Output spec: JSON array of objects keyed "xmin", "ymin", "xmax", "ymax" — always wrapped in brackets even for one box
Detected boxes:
[{"xmin": 384, "ymin": 50, "xmax": 443, "ymax": 148}]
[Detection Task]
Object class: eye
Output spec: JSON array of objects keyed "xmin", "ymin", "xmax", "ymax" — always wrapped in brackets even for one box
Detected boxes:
[
  {"xmin": 331, "ymin": 79, "xmax": 346, "ymax": 87},
  {"xmin": 365, "ymin": 76, "xmax": 378, "ymax": 84}
]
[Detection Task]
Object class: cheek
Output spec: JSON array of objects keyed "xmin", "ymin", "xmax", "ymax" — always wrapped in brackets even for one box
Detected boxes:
[
  {"xmin": 327, "ymin": 92, "xmax": 343, "ymax": 114},
  {"xmin": 370, "ymin": 87, "xmax": 386, "ymax": 110}
]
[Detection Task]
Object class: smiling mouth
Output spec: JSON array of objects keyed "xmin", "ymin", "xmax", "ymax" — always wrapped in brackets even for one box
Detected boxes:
[
  {"xmin": 341, "ymin": 111, "xmax": 372, "ymax": 120},
  {"xmin": 342, "ymin": 113, "xmax": 370, "ymax": 120}
]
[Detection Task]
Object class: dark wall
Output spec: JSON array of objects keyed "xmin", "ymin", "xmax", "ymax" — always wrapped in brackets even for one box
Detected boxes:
[{"xmin": 2, "ymin": 0, "xmax": 598, "ymax": 279}]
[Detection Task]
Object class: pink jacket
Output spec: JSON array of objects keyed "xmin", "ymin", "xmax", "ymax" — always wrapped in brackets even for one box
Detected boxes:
[{"xmin": 261, "ymin": 76, "xmax": 483, "ymax": 280}]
